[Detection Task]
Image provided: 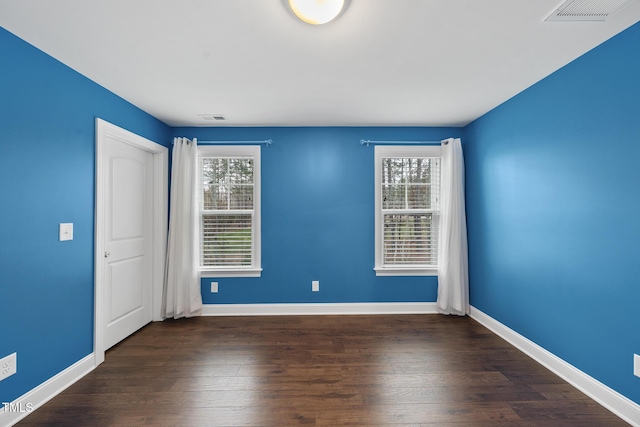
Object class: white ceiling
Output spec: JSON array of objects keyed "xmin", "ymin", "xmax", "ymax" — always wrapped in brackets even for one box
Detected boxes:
[{"xmin": 1, "ymin": 0, "xmax": 639, "ymax": 127}]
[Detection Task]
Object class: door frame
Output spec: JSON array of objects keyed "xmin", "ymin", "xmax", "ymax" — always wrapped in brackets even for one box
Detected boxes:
[{"xmin": 94, "ymin": 118, "xmax": 168, "ymax": 365}]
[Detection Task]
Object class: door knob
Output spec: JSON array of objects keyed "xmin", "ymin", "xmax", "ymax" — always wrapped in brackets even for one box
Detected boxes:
[{"xmin": 105, "ymin": 251, "xmax": 110, "ymax": 258}]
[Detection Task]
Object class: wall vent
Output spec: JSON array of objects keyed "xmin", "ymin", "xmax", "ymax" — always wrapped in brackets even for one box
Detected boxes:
[
  {"xmin": 198, "ymin": 114, "xmax": 226, "ymax": 121},
  {"xmin": 545, "ymin": 0, "xmax": 635, "ymax": 21}
]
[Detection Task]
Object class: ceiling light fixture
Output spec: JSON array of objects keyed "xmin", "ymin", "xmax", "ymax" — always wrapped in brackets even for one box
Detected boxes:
[{"xmin": 288, "ymin": 0, "xmax": 346, "ymax": 25}]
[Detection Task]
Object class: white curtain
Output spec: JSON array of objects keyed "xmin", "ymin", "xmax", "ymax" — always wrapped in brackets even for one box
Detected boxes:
[
  {"xmin": 437, "ymin": 138, "xmax": 469, "ymax": 316},
  {"xmin": 162, "ymin": 137, "xmax": 202, "ymax": 319}
]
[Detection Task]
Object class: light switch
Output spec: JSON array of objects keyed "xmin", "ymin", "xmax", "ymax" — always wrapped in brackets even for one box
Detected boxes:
[{"xmin": 59, "ymin": 223, "xmax": 73, "ymax": 241}]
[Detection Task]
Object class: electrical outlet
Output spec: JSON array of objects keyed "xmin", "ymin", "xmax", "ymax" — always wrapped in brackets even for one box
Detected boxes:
[
  {"xmin": 0, "ymin": 353, "xmax": 17, "ymax": 381},
  {"xmin": 634, "ymin": 354, "xmax": 640, "ymax": 378},
  {"xmin": 59, "ymin": 223, "xmax": 73, "ymax": 241},
  {"xmin": 211, "ymin": 282, "xmax": 218, "ymax": 293},
  {"xmin": 312, "ymin": 281, "xmax": 319, "ymax": 292}
]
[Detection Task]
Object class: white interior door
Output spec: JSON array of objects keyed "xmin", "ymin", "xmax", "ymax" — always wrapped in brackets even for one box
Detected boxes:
[
  {"xmin": 103, "ymin": 136, "xmax": 154, "ymax": 349},
  {"xmin": 95, "ymin": 119, "xmax": 168, "ymax": 364}
]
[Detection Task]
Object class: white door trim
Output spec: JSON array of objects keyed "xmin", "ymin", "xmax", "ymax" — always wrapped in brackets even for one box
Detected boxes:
[{"xmin": 94, "ymin": 118, "xmax": 168, "ymax": 365}]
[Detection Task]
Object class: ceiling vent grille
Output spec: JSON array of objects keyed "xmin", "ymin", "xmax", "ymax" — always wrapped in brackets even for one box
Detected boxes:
[
  {"xmin": 545, "ymin": 0, "xmax": 635, "ymax": 21},
  {"xmin": 198, "ymin": 114, "xmax": 226, "ymax": 121}
]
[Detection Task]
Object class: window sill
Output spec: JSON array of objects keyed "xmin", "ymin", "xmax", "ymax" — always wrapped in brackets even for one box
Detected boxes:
[
  {"xmin": 374, "ymin": 267, "xmax": 438, "ymax": 277},
  {"xmin": 200, "ymin": 268, "xmax": 262, "ymax": 278}
]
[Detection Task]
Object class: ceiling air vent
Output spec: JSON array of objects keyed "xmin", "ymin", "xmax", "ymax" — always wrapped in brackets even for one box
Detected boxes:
[
  {"xmin": 198, "ymin": 114, "xmax": 226, "ymax": 121},
  {"xmin": 545, "ymin": 0, "xmax": 635, "ymax": 21}
]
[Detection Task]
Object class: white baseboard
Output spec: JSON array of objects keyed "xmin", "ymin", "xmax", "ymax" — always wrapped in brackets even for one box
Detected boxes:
[
  {"xmin": 0, "ymin": 354, "xmax": 95, "ymax": 427},
  {"xmin": 201, "ymin": 302, "xmax": 438, "ymax": 316},
  {"xmin": 469, "ymin": 306, "xmax": 640, "ymax": 427}
]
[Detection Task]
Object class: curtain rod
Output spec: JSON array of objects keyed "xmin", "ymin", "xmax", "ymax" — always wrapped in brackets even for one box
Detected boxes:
[
  {"xmin": 360, "ymin": 139, "xmax": 446, "ymax": 147},
  {"xmin": 173, "ymin": 139, "xmax": 272, "ymax": 146},
  {"xmin": 199, "ymin": 139, "xmax": 272, "ymax": 146}
]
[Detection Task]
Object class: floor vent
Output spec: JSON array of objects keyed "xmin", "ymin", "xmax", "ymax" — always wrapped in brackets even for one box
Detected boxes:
[{"xmin": 545, "ymin": 0, "xmax": 635, "ymax": 21}]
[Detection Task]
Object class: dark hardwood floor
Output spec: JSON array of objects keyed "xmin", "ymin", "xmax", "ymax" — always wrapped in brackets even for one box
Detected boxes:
[{"xmin": 17, "ymin": 315, "xmax": 628, "ymax": 426}]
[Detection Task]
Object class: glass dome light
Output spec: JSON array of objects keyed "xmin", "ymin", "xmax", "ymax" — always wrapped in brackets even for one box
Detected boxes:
[{"xmin": 288, "ymin": 0, "xmax": 346, "ymax": 25}]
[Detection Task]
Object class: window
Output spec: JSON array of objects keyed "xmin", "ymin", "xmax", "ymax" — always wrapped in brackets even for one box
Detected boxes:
[
  {"xmin": 198, "ymin": 145, "xmax": 261, "ymax": 277},
  {"xmin": 374, "ymin": 146, "xmax": 441, "ymax": 276}
]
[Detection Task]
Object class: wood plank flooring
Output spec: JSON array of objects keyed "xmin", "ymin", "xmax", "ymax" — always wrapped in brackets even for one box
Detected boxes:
[{"xmin": 17, "ymin": 315, "xmax": 628, "ymax": 426}]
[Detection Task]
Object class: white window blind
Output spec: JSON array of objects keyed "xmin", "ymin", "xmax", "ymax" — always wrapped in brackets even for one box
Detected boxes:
[
  {"xmin": 375, "ymin": 146, "xmax": 441, "ymax": 276},
  {"xmin": 198, "ymin": 146, "xmax": 261, "ymax": 276}
]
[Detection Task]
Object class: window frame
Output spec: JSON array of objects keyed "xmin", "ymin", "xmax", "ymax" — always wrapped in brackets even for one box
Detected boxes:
[
  {"xmin": 197, "ymin": 145, "xmax": 262, "ymax": 278},
  {"xmin": 374, "ymin": 145, "xmax": 442, "ymax": 277}
]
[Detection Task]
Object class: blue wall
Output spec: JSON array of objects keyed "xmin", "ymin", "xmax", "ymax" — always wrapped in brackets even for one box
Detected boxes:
[
  {"xmin": 0, "ymin": 27, "xmax": 171, "ymax": 404},
  {"xmin": 172, "ymin": 127, "xmax": 460, "ymax": 304},
  {"xmin": 3, "ymin": 14, "xmax": 639, "ymax": 417},
  {"xmin": 464, "ymin": 22, "xmax": 640, "ymax": 405}
]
